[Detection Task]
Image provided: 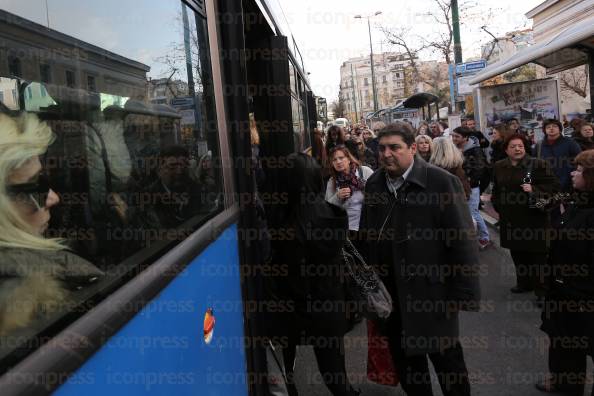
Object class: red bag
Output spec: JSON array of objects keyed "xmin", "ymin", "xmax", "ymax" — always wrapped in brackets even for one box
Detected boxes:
[{"xmin": 367, "ymin": 320, "xmax": 399, "ymax": 386}]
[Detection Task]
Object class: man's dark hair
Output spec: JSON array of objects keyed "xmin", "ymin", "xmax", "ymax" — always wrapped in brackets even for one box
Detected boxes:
[
  {"xmin": 503, "ymin": 133, "xmax": 530, "ymax": 151},
  {"xmin": 543, "ymin": 118, "xmax": 563, "ymax": 131},
  {"xmin": 507, "ymin": 118, "xmax": 519, "ymax": 124},
  {"xmin": 452, "ymin": 126, "xmax": 472, "ymax": 138},
  {"xmin": 160, "ymin": 145, "xmax": 190, "ymax": 160},
  {"xmin": 377, "ymin": 122, "xmax": 415, "ymax": 147}
]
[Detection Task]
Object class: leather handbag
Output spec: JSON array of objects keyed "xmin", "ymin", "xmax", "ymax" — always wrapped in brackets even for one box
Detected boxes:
[{"xmin": 342, "ymin": 239, "xmax": 393, "ymax": 320}]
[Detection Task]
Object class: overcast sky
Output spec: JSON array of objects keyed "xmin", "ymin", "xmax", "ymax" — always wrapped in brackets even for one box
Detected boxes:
[{"xmin": 276, "ymin": 0, "xmax": 544, "ymax": 102}]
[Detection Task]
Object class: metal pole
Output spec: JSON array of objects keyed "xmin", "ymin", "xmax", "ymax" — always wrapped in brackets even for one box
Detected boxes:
[
  {"xmin": 452, "ymin": 0, "xmax": 464, "ymax": 113},
  {"xmin": 368, "ymin": 17, "xmax": 379, "ymax": 112},
  {"xmin": 45, "ymin": 0, "xmax": 50, "ymax": 28},
  {"xmin": 351, "ymin": 63, "xmax": 359, "ymax": 123},
  {"xmin": 452, "ymin": 0, "xmax": 462, "ymax": 64},
  {"xmin": 589, "ymin": 52, "xmax": 594, "ymax": 121}
]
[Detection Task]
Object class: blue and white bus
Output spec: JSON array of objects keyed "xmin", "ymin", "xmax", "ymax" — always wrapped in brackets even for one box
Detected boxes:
[{"xmin": 0, "ymin": 1, "xmax": 316, "ymax": 394}]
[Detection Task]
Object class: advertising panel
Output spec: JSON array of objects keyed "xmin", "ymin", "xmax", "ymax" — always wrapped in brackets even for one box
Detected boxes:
[{"xmin": 477, "ymin": 78, "xmax": 561, "ymax": 142}]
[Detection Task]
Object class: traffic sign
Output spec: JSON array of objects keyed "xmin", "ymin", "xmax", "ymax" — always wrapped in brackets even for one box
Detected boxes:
[
  {"xmin": 456, "ymin": 60, "xmax": 487, "ymax": 75},
  {"xmin": 170, "ymin": 97, "xmax": 195, "ymax": 108}
]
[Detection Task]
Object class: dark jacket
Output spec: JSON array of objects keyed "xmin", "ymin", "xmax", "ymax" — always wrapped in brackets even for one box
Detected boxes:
[
  {"xmin": 535, "ymin": 136, "xmax": 581, "ymax": 191},
  {"xmin": 573, "ymin": 135, "xmax": 594, "ymax": 152},
  {"xmin": 366, "ymin": 137, "xmax": 379, "ymax": 157},
  {"xmin": 359, "ymin": 160, "xmax": 480, "ymax": 356},
  {"xmin": 146, "ymin": 178, "xmax": 210, "ymax": 228},
  {"xmin": 490, "ymin": 140, "xmax": 507, "ymax": 164},
  {"xmin": 0, "ymin": 247, "xmax": 103, "ymax": 336},
  {"xmin": 492, "ymin": 156, "xmax": 560, "ymax": 252},
  {"xmin": 548, "ymin": 194, "xmax": 594, "ymax": 296},
  {"xmin": 462, "ymin": 138, "xmax": 487, "ymax": 188},
  {"xmin": 470, "ymin": 130, "xmax": 489, "ymax": 149},
  {"xmin": 354, "ymin": 146, "xmax": 378, "ymax": 170},
  {"xmin": 266, "ymin": 153, "xmax": 350, "ymax": 341},
  {"xmin": 417, "ymin": 151, "xmax": 431, "ymax": 163},
  {"xmin": 267, "ymin": 202, "xmax": 349, "ymax": 340},
  {"xmin": 541, "ymin": 194, "xmax": 594, "ymax": 338}
]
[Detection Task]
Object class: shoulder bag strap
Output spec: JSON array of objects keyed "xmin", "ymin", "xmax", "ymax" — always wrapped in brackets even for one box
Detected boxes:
[{"xmin": 524, "ymin": 158, "xmax": 534, "ymax": 184}]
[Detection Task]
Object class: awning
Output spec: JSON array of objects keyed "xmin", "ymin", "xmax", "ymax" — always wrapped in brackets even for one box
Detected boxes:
[
  {"xmin": 403, "ymin": 93, "xmax": 439, "ymax": 108},
  {"xmin": 470, "ymin": 16, "xmax": 594, "ymax": 85}
]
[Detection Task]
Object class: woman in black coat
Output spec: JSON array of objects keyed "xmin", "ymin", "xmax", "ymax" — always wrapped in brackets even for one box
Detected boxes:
[
  {"xmin": 492, "ymin": 134, "xmax": 560, "ymax": 295},
  {"xmin": 537, "ymin": 149, "xmax": 594, "ymax": 395},
  {"xmin": 266, "ymin": 153, "xmax": 359, "ymax": 396}
]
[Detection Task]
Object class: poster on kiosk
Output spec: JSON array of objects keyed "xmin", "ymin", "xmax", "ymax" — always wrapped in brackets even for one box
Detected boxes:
[{"xmin": 475, "ymin": 78, "xmax": 561, "ymax": 143}]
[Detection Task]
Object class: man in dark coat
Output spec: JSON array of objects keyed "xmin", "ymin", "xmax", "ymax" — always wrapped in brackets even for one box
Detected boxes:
[
  {"xmin": 492, "ymin": 134, "xmax": 560, "ymax": 294},
  {"xmin": 359, "ymin": 122, "xmax": 481, "ymax": 396},
  {"xmin": 535, "ymin": 118, "xmax": 581, "ymax": 192}
]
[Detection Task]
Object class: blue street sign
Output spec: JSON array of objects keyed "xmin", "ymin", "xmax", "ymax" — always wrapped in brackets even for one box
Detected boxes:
[
  {"xmin": 456, "ymin": 60, "xmax": 487, "ymax": 75},
  {"xmin": 448, "ymin": 64, "xmax": 456, "ymax": 109},
  {"xmin": 170, "ymin": 97, "xmax": 195, "ymax": 108}
]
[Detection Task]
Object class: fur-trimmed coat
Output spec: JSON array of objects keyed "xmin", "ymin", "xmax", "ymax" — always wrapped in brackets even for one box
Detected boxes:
[{"xmin": 0, "ymin": 248, "xmax": 103, "ymax": 336}]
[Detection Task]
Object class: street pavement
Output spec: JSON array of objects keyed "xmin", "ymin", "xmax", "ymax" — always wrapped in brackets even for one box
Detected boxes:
[{"xmin": 292, "ymin": 226, "xmax": 594, "ymax": 395}]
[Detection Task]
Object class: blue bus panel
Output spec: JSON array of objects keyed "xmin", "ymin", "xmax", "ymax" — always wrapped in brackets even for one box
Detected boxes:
[{"xmin": 54, "ymin": 224, "xmax": 248, "ymax": 396}]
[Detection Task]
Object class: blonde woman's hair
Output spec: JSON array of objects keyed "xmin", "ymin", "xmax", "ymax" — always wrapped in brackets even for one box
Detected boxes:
[
  {"xmin": 0, "ymin": 113, "xmax": 63, "ymax": 250},
  {"xmin": 430, "ymin": 136, "xmax": 464, "ymax": 169},
  {"xmin": 415, "ymin": 134, "xmax": 433, "ymax": 145},
  {"xmin": 249, "ymin": 113, "xmax": 260, "ymax": 145}
]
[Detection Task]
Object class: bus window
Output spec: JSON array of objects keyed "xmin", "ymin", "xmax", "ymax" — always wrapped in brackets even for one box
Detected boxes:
[{"xmin": 0, "ymin": 0, "xmax": 223, "ymax": 365}]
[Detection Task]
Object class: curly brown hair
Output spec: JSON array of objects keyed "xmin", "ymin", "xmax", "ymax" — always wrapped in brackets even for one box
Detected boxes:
[{"xmin": 574, "ymin": 149, "xmax": 594, "ymax": 190}]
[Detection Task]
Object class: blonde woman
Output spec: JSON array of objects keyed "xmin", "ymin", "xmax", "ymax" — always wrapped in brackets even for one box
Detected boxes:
[
  {"xmin": 0, "ymin": 113, "xmax": 103, "ymax": 336},
  {"xmin": 415, "ymin": 134, "xmax": 433, "ymax": 162},
  {"xmin": 325, "ymin": 146, "xmax": 373, "ymax": 233},
  {"xmin": 430, "ymin": 136, "xmax": 471, "ymax": 199}
]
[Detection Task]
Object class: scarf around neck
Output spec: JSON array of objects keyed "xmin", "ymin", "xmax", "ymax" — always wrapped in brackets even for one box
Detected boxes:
[{"xmin": 336, "ymin": 164, "xmax": 365, "ymax": 193}]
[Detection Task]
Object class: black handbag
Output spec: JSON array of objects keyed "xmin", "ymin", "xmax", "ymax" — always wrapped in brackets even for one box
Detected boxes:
[{"xmin": 342, "ymin": 239, "xmax": 393, "ymax": 320}]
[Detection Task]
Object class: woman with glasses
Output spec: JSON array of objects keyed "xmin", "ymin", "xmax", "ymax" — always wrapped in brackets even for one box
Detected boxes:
[
  {"xmin": 0, "ymin": 113, "xmax": 103, "ymax": 336},
  {"xmin": 325, "ymin": 146, "xmax": 373, "ymax": 236}
]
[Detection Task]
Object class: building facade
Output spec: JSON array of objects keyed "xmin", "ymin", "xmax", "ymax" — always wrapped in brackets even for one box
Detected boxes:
[
  {"xmin": 525, "ymin": 0, "xmax": 593, "ymax": 116},
  {"xmin": 339, "ymin": 52, "xmax": 409, "ymax": 122}
]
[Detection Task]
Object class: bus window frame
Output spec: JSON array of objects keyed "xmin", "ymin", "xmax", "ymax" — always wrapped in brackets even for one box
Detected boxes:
[{"xmin": 0, "ymin": 0, "xmax": 237, "ymax": 390}]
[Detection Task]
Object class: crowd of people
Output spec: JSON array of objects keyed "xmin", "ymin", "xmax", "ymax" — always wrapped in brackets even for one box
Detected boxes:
[
  {"xmin": 265, "ymin": 115, "xmax": 594, "ymax": 396},
  {"xmin": 2, "ymin": 110, "xmax": 594, "ymax": 396}
]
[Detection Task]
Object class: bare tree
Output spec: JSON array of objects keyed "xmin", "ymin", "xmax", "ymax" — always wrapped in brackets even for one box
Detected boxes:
[
  {"xmin": 331, "ymin": 99, "xmax": 347, "ymax": 119},
  {"xmin": 559, "ymin": 65, "xmax": 589, "ymax": 98},
  {"xmin": 419, "ymin": 0, "xmax": 454, "ymax": 63},
  {"xmin": 380, "ymin": 27, "xmax": 421, "ymax": 84}
]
